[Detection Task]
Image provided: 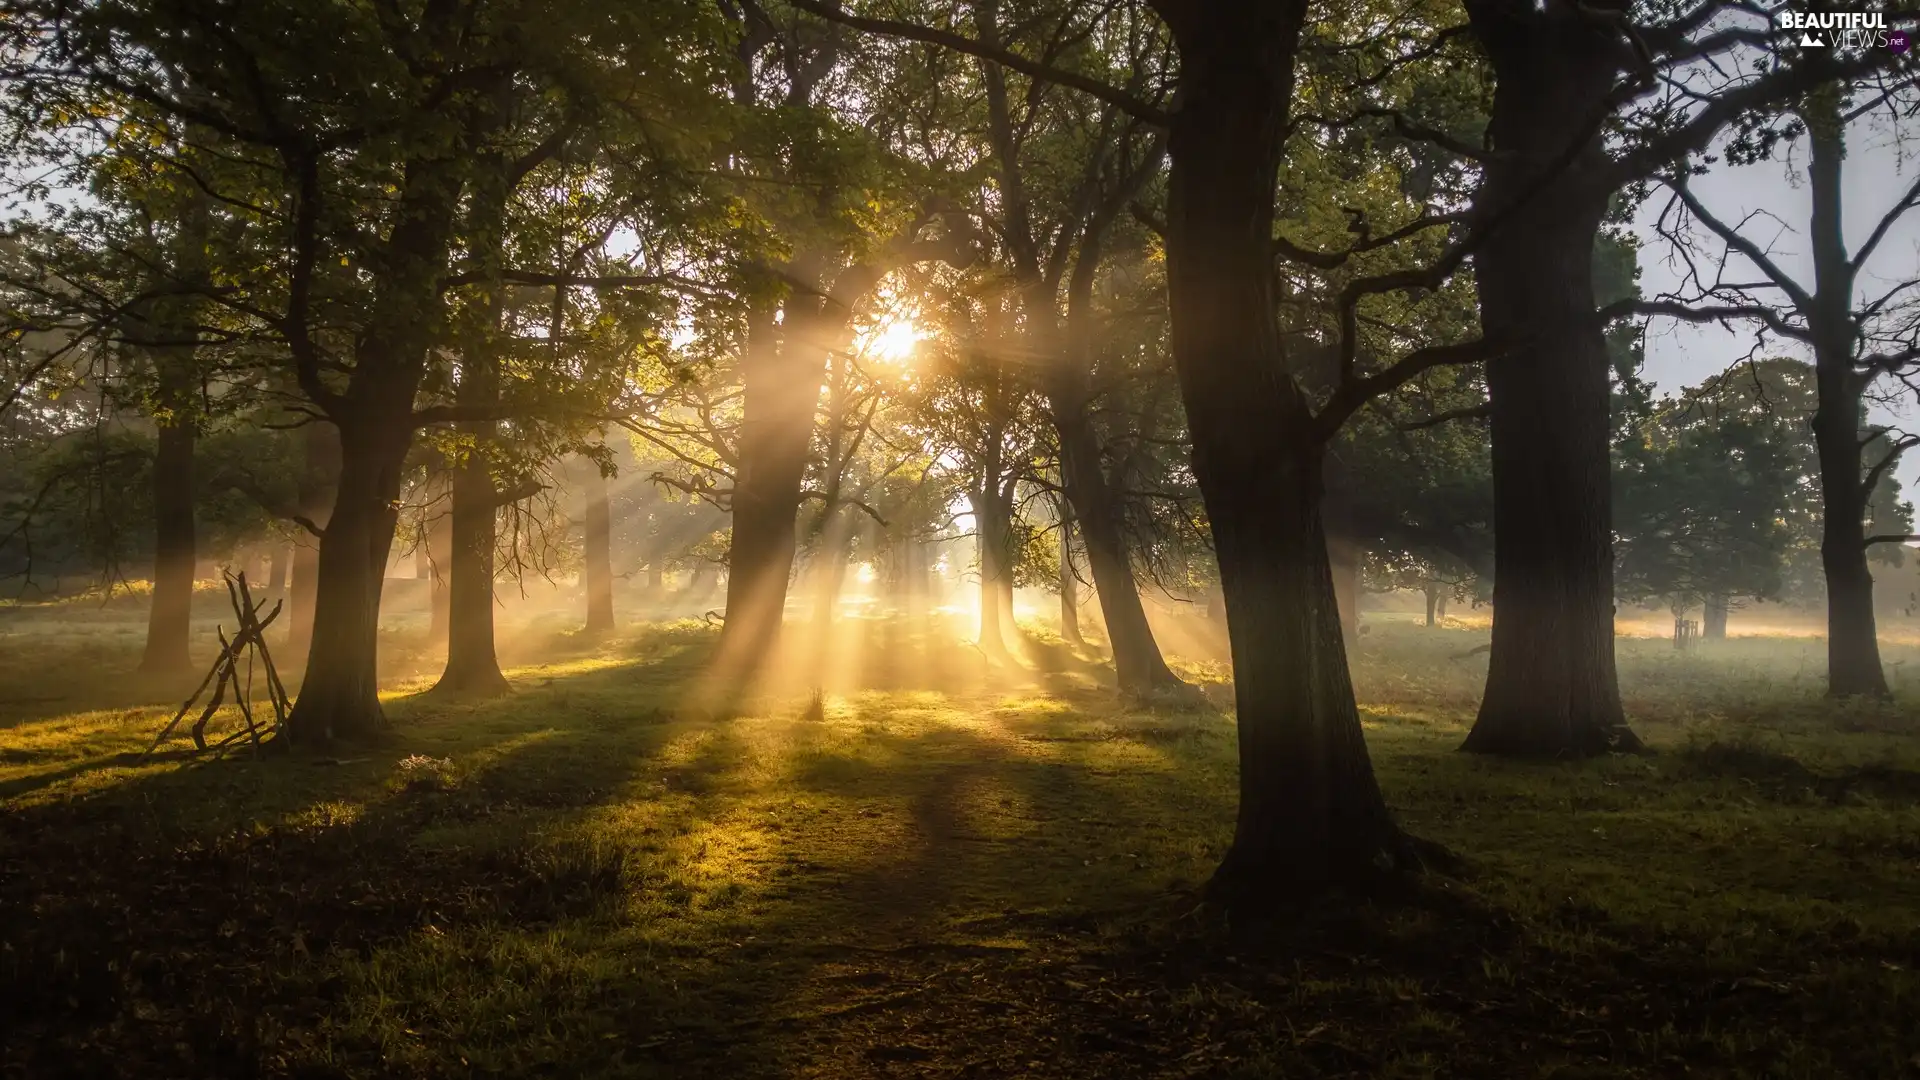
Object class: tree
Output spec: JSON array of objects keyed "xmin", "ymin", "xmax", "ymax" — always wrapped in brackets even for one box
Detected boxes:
[
  {"xmin": 1648, "ymin": 60, "xmax": 1920, "ymax": 695},
  {"xmin": 963, "ymin": 0, "xmax": 1185, "ymax": 689},
  {"xmin": 1613, "ymin": 380, "xmax": 1801, "ymax": 630}
]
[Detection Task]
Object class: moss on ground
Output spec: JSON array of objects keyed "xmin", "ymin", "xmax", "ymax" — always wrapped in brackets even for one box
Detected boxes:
[{"xmin": 2, "ymin": 610, "xmax": 1917, "ymax": 1078}]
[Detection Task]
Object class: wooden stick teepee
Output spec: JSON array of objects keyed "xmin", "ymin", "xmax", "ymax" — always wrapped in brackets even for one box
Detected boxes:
[{"xmin": 146, "ymin": 570, "xmax": 291, "ymax": 757}]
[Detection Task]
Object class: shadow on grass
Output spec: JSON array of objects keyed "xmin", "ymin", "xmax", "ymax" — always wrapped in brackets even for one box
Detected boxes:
[{"xmin": 1676, "ymin": 739, "xmax": 1920, "ymax": 805}]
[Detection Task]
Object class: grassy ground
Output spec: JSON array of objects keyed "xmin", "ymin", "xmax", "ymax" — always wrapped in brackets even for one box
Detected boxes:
[{"xmin": 2, "ymin": 601, "xmax": 1919, "ymax": 1079}]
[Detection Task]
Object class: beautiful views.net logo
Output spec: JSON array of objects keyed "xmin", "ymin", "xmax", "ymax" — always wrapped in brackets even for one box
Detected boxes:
[{"xmin": 1775, "ymin": 10, "xmax": 1909, "ymax": 52}]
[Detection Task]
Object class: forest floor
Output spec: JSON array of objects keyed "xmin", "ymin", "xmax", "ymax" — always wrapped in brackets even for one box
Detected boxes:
[{"xmin": 3, "ymin": 601, "xmax": 1919, "ymax": 1079}]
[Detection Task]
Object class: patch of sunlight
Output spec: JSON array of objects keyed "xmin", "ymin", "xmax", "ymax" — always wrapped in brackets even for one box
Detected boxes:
[
  {"xmin": 657, "ymin": 726, "xmax": 720, "ymax": 769},
  {"xmin": 509, "ymin": 653, "xmax": 634, "ymax": 681},
  {"xmin": 377, "ymin": 676, "xmax": 439, "ymax": 700},
  {"xmin": 679, "ymin": 813, "xmax": 782, "ymax": 891},
  {"xmin": 282, "ymin": 799, "xmax": 369, "ymax": 829},
  {"xmin": 1, "ymin": 704, "xmax": 169, "ymax": 756}
]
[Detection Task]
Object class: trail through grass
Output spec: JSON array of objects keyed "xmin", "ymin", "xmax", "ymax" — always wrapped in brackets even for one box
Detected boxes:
[{"xmin": 2, "ymin": 607, "xmax": 1918, "ymax": 1078}]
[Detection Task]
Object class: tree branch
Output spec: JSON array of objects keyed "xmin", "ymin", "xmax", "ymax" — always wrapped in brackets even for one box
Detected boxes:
[{"xmin": 781, "ymin": 0, "xmax": 1170, "ymax": 125}]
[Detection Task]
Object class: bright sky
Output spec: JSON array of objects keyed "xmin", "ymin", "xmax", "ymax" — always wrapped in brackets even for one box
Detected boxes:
[{"xmin": 1630, "ymin": 83, "xmax": 1920, "ymax": 492}]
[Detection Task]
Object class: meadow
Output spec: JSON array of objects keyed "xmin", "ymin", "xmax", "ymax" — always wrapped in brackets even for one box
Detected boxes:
[{"xmin": 2, "ymin": 593, "xmax": 1918, "ymax": 1079}]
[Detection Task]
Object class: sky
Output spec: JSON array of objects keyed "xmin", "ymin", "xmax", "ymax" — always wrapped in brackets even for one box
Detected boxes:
[{"xmin": 1629, "ymin": 87, "xmax": 1920, "ymax": 490}]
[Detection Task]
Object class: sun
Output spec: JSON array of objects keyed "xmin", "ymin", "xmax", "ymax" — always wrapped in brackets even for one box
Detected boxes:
[{"xmin": 868, "ymin": 317, "xmax": 923, "ymax": 363}]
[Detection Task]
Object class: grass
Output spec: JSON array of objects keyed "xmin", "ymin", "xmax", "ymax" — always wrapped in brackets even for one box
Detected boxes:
[{"xmin": 2, "ymin": 601, "xmax": 1919, "ymax": 1078}]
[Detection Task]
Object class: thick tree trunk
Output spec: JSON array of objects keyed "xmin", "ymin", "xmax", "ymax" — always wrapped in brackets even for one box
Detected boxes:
[
  {"xmin": 583, "ymin": 458, "xmax": 615, "ymax": 635},
  {"xmin": 433, "ymin": 144, "xmax": 514, "ymax": 698},
  {"xmin": 1160, "ymin": 5, "xmax": 1407, "ymax": 900},
  {"xmin": 286, "ymin": 422, "xmax": 340, "ymax": 655},
  {"xmin": 716, "ymin": 301, "xmax": 826, "ymax": 673},
  {"xmin": 432, "ymin": 452, "xmax": 510, "ymax": 696},
  {"xmin": 1327, "ymin": 531, "xmax": 1360, "ymax": 640},
  {"xmin": 1436, "ymin": 593, "xmax": 1448, "ymax": 621},
  {"xmin": 1056, "ymin": 413, "xmax": 1183, "ymax": 688},
  {"xmin": 283, "ymin": 419, "xmax": 409, "ymax": 744},
  {"xmin": 140, "ymin": 418, "xmax": 196, "ymax": 674},
  {"xmin": 1462, "ymin": 7, "xmax": 1639, "ymax": 758},
  {"xmin": 1702, "ymin": 595, "xmax": 1728, "ymax": 640},
  {"xmin": 1424, "ymin": 585, "xmax": 1439, "ymax": 628},
  {"xmin": 283, "ymin": 150, "xmax": 461, "ymax": 743},
  {"xmin": 1322, "ymin": 455, "xmax": 1361, "ymax": 640},
  {"xmin": 1804, "ymin": 90, "xmax": 1890, "ymax": 698}
]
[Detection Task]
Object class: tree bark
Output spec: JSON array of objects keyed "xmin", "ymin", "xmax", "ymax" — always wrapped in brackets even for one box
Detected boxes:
[
  {"xmin": 1326, "ymin": 531, "xmax": 1360, "ymax": 641},
  {"xmin": 974, "ymin": 485, "xmax": 1013, "ymax": 656},
  {"xmin": 1702, "ymin": 595, "xmax": 1728, "ymax": 640},
  {"xmin": 583, "ymin": 457, "xmax": 616, "ymax": 635},
  {"xmin": 286, "ymin": 421, "xmax": 339, "ymax": 655},
  {"xmin": 1157, "ymin": 1, "xmax": 1407, "ymax": 900},
  {"xmin": 431, "ymin": 144, "xmax": 512, "ymax": 699},
  {"xmin": 1057, "ymin": 506, "xmax": 1086, "ymax": 647},
  {"xmin": 1424, "ymin": 585, "xmax": 1439, "ymax": 628},
  {"xmin": 1462, "ymin": 4, "xmax": 1639, "ymax": 758},
  {"xmin": 716, "ymin": 299, "xmax": 824, "ymax": 673},
  {"xmin": 1055, "ymin": 403, "xmax": 1183, "ymax": 687},
  {"xmin": 140, "ymin": 417, "xmax": 196, "ymax": 674},
  {"xmin": 432, "ymin": 450, "xmax": 510, "ymax": 696},
  {"xmin": 283, "ymin": 416, "xmax": 410, "ymax": 744},
  {"xmin": 1804, "ymin": 87, "xmax": 1890, "ymax": 698}
]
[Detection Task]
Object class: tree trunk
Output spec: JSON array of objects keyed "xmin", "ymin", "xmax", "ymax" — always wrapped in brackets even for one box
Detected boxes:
[
  {"xmin": 716, "ymin": 300, "xmax": 826, "ymax": 674},
  {"xmin": 432, "ymin": 142, "xmax": 515, "ymax": 698},
  {"xmin": 1160, "ymin": 4, "xmax": 1407, "ymax": 900},
  {"xmin": 286, "ymin": 421, "xmax": 339, "ymax": 655},
  {"xmin": 583, "ymin": 457, "xmax": 615, "ymax": 635},
  {"xmin": 1462, "ymin": 6, "xmax": 1639, "ymax": 758},
  {"xmin": 1056, "ymin": 411, "xmax": 1183, "ymax": 688},
  {"xmin": 1813, "ymin": 362, "xmax": 1886, "ymax": 695},
  {"xmin": 140, "ymin": 418, "xmax": 196, "ymax": 674},
  {"xmin": 1327, "ymin": 530, "xmax": 1360, "ymax": 640},
  {"xmin": 283, "ymin": 419, "xmax": 409, "ymax": 744},
  {"xmin": 1702, "ymin": 595, "xmax": 1728, "ymax": 640},
  {"xmin": 975, "ymin": 487, "xmax": 1012, "ymax": 656},
  {"xmin": 1057, "ymin": 509, "xmax": 1085, "ymax": 647},
  {"xmin": 1804, "ymin": 87, "xmax": 1890, "ymax": 698},
  {"xmin": 1436, "ymin": 593, "xmax": 1448, "ymax": 621},
  {"xmin": 1424, "ymin": 585, "xmax": 1439, "ymax": 628},
  {"xmin": 432, "ymin": 451, "xmax": 510, "ymax": 696}
]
